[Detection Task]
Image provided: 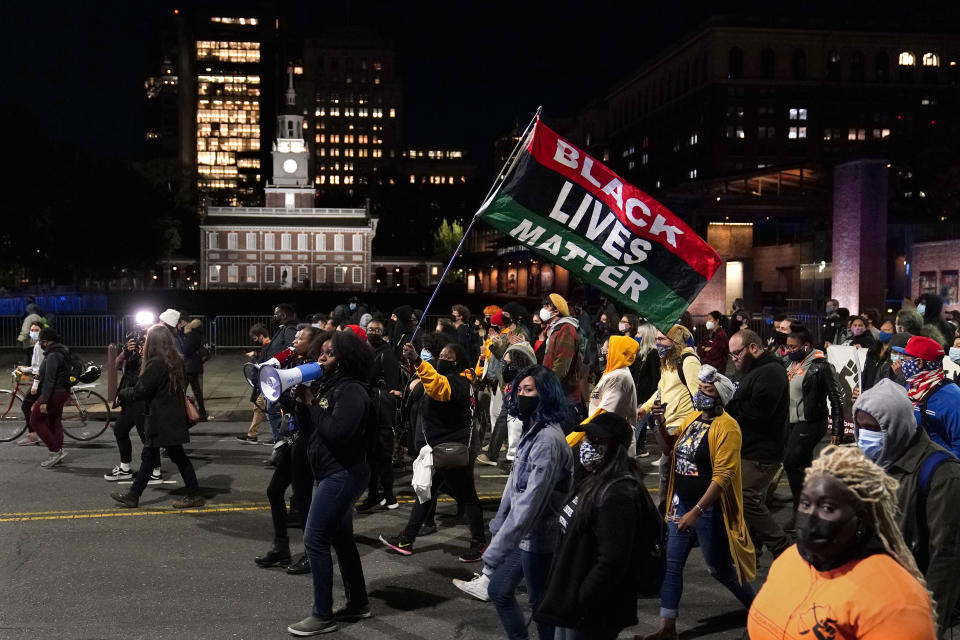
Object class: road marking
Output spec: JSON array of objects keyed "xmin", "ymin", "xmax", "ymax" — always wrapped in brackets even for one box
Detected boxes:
[{"xmin": 116, "ymin": 480, "xmax": 178, "ymax": 485}]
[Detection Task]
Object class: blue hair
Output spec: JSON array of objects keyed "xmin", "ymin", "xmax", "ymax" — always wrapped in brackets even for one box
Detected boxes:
[{"xmin": 505, "ymin": 365, "xmax": 571, "ymax": 426}]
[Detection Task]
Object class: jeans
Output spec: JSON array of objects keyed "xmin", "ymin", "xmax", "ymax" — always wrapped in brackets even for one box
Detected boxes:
[
  {"xmin": 304, "ymin": 466, "xmax": 370, "ymax": 619},
  {"xmin": 741, "ymin": 459, "xmax": 791, "ymax": 556},
  {"xmin": 403, "ymin": 465, "xmax": 484, "ymax": 542},
  {"xmin": 29, "ymin": 389, "xmax": 69, "ymax": 452},
  {"xmin": 267, "ymin": 437, "xmax": 313, "ymax": 544},
  {"xmin": 130, "ymin": 445, "xmax": 199, "ymax": 496},
  {"xmin": 488, "ymin": 548, "xmax": 554, "ymax": 640},
  {"xmin": 784, "ymin": 419, "xmax": 827, "ymax": 506},
  {"xmin": 113, "ymin": 402, "xmax": 146, "ymax": 464},
  {"xmin": 660, "ymin": 501, "xmax": 756, "ymax": 619},
  {"xmin": 265, "ymin": 399, "xmax": 283, "ymax": 442}
]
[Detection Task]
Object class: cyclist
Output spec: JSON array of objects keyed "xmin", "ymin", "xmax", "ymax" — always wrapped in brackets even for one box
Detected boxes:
[{"xmin": 15, "ymin": 320, "xmax": 44, "ymax": 446}]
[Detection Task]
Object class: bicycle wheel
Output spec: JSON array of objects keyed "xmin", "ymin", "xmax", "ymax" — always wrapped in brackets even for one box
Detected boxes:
[
  {"xmin": 0, "ymin": 389, "xmax": 27, "ymax": 442},
  {"xmin": 62, "ymin": 389, "xmax": 112, "ymax": 441}
]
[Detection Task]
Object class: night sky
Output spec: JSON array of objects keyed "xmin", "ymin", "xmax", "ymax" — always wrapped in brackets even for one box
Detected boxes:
[{"xmin": 6, "ymin": 0, "xmax": 958, "ymax": 177}]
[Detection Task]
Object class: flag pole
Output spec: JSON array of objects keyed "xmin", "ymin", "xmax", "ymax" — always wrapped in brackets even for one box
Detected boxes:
[{"xmin": 409, "ymin": 106, "xmax": 542, "ymax": 344}]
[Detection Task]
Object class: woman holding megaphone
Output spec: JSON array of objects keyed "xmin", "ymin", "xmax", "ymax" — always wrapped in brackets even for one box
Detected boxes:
[{"xmin": 287, "ymin": 330, "xmax": 374, "ymax": 637}]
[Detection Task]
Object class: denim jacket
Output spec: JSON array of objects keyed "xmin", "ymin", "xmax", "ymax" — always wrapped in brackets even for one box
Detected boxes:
[{"xmin": 483, "ymin": 419, "xmax": 573, "ymax": 569}]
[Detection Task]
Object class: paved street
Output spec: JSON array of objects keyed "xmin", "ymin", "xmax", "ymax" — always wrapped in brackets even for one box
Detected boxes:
[{"xmin": 0, "ymin": 352, "xmax": 785, "ymax": 640}]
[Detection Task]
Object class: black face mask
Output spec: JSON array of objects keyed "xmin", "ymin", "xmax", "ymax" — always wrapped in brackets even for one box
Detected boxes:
[
  {"xmin": 796, "ymin": 511, "xmax": 863, "ymax": 571},
  {"xmin": 517, "ymin": 395, "xmax": 539, "ymax": 421},
  {"xmin": 367, "ymin": 335, "xmax": 384, "ymax": 348},
  {"xmin": 787, "ymin": 349, "xmax": 807, "ymax": 363},
  {"xmin": 502, "ymin": 363, "xmax": 519, "ymax": 384},
  {"xmin": 435, "ymin": 359, "xmax": 458, "ymax": 376}
]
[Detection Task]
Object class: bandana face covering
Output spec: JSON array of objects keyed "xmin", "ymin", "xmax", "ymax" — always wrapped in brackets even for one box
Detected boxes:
[
  {"xmin": 579, "ymin": 439, "xmax": 604, "ymax": 471},
  {"xmin": 692, "ymin": 391, "xmax": 717, "ymax": 412},
  {"xmin": 656, "ymin": 343, "xmax": 671, "ymax": 359}
]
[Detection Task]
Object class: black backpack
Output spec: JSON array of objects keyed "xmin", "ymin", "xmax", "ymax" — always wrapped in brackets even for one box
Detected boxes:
[
  {"xmin": 63, "ymin": 350, "xmax": 86, "ymax": 386},
  {"xmin": 601, "ymin": 475, "xmax": 665, "ymax": 597}
]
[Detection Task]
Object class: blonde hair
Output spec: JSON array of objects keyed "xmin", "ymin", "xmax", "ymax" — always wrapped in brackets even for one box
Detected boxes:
[
  {"xmin": 636, "ymin": 322, "xmax": 658, "ymax": 358},
  {"xmin": 806, "ymin": 446, "xmax": 936, "ymax": 618}
]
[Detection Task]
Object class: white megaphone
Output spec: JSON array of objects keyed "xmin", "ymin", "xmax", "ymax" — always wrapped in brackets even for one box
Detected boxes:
[{"xmin": 260, "ymin": 362, "xmax": 324, "ymax": 402}]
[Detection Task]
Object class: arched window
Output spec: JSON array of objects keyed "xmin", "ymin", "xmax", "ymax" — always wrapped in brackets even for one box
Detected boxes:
[
  {"xmin": 875, "ymin": 52, "xmax": 890, "ymax": 82},
  {"xmin": 728, "ymin": 47, "xmax": 744, "ymax": 79},
  {"xmin": 792, "ymin": 49, "xmax": 807, "ymax": 80},
  {"xmin": 827, "ymin": 50, "xmax": 841, "ymax": 80},
  {"xmin": 922, "ymin": 52, "xmax": 939, "ymax": 66},
  {"xmin": 761, "ymin": 48, "xmax": 775, "ymax": 79},
  {"xmin": 850, "ymin": 51, "xmax": 865, "ymax": 82},
  {"xmin": 922, "ymin": 53, "xmax": 939, "ymax": 83},
  {"xmin": 898, "ymin": 51, "xmax": 916, "ymax": 66}
]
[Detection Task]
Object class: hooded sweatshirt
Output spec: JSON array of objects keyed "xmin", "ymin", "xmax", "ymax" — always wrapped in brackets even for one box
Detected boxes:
[
  {"xmin": 580, "ymin": 336, "xmax": 639, "ymax": 453},
  {"xmin": 543, "ymin": 315, "xmax": 582, "ymax": 402}
]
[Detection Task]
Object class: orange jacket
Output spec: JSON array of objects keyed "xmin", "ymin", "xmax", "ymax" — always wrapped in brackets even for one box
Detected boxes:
[{"xmin": 748, "ymin": 546, "xmax": 935, "ymax": 640}]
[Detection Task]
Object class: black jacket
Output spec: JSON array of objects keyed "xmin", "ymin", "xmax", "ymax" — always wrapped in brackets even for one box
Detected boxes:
[
  {"xmin": 37, "ymin": 343, "xmax": 71, "ymax": 403},
  {"xmin": 726, "ymin": 351, "xmax": 789, "ymax": 463},
  {"xmin": 296, "ymin": 374, "xmax": 371, "ymax": 480},
  {"xmin": 631, "ymin": 349, "xmax": 660, "ymax": 402},
  {"xmin": 263, "ymin": 321, "xmax": 299, "ymax": 361},
  {"xmin": 796, "ymin": 355, "xmax": 844, "ymax": 436},
  {"xmin": 177, "ymin": 319, "xmax": 205, "ymax": 375},
  {"xmin": 413, "ymin": 363, "xmax": 473, "ymax": 451},
  {"xmin": 369, "ymin": 340, "xmax": 401, "ymax": 438},
  {"xmin": 861, "ymin": 348, "xmax": 892, "ymax": 391},
  {"xmin": 118, "ymin": 359, "xmax": 189, "ymax": 447},
  {"xmin": 535, "ymin": 478, "xmax": 652, "ymax": 631}
]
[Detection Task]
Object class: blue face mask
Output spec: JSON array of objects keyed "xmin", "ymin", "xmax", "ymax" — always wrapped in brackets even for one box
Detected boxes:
[
  {"xmin": 877, "ymin": 331, "xmax": 892, "ymax": 344},
  {"xmin": 420, "ymin": 348, "xmax": 433, "ymax": 362},
  {"xmin": 950, "ymin": 347, "xmax": 960, "ymax": 364},
  {"xmin": 656, "ymin": 343, "xmax": 671, "ymax": 359},
  {"xmin": 579, "ymin": 439, "xmax": 604, "ymax": 471},
  {"xmin": 916, "ymin": 304, "xmax": 927, "ymax": 316},
  {"xmin": 857, "ymin": 429, "xmax": 884, "ymax": 462}
]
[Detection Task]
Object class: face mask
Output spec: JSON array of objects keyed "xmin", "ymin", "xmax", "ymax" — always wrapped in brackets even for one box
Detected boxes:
[
  {"xmin": 877, "ymin": 331, "xmax": 892, "ymax": 344},
  {"xmin": 618, "ymin": 322, "xmax": 628, "ymax": 332},
  {"xmin": 435, "ymin": 359, "xmax": 458, "ymax": 375},
  {"xmin": 705, "ymin": 321, "xmax": 715, "ymax": 331},
  {"xmin": 916, "ymin": 304, "xmax": 927, "ymax": 316},
  {"xmin": 901, "ymin": 358, "xmax": 922, "ymax": 380},
  {"xmin": 692, "ymin": 390, "xmax": 717, "ymax": 412},
  {"xmin": 579, "ymin": 439, "xmax": 604, "ymax": 471},
  {"xmin": 367, "ymin": 335, "xmax": 384, "ymax": 348},
  {"xmin": 29, "ymin": 330, "xmax": 39, "ymax": 340},
  {"xmin": 787, "ymin": 349, "xmax": 807, "ymax": 363},
  {"xmin": 890, "ymin": 352, "xmax": 903, "ymax": 363},
  {"xmin": 796, "ymin": 511, "xmax": 862, "ymax": 572},
  {"xmin": 502, "ymin": 363, "xmax": 519, "ymax": 383},
  {"xmin": 419, "ymin": 349, "xmax": 433, "ymax": 362},
  {"xmin": 857, "ymin": 429, "xmax": 884, "ymax": 462},
  {"xmin": 598, "ymin": 353, "xmax": 607, "ymax": 369},
  {"xmin": 656, "ymin": 343, "xmax": 671, "ymax": 359},
  {"xmin": 517, "ymin": 395, "xmax": 539, "ymax": 421},
  {"xmin": 826, "ymin": 305, "xmax": 836, "ymax": 315},
  {"xmin": 950, "ymin": 347, "xmax": 960, "ymax": 364},
  {"xmin": 349, "ymin": 303, "xmax": 357, "ymax": 311},
  {"xmin": 539, "ymin": 308, "xmax": 554, "ymax": 322}
]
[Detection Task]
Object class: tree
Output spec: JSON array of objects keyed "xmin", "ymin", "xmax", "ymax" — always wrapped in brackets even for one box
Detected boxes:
[{"xmin": 432, "ymin": 219, "xmax": 464, "ymax": 260}]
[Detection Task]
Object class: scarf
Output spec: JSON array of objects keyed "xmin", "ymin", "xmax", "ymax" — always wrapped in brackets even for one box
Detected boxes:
[{"xmin": 907, "ymin": 367, "xmax": 946, "ymax": 403}]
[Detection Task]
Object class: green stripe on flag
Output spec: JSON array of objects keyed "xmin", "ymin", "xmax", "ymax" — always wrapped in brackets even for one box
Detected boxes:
[{"xmin": 480, "ymin": 193, "xmax": 697, "ymax": 331}]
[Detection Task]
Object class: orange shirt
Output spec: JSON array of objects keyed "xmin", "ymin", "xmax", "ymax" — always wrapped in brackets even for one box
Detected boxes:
[{"xmin": 748, "ymin": 546, "xmax": 935, "ymax": 640}]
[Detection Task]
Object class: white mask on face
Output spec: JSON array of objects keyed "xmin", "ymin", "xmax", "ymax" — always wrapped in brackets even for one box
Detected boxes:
[
  {"xmin": 539, "ymin": 308, "xmax": 554, "ymax": 322},
  {"xmin": 705, "ymin": 321, "xmax": 715, "ymax": 331},
  {"xmin": 916, "ymin": 303, "xmax": 927, "ymax": 316},
  {"xmin": 29, "ymin": 330, "xmax": 40, "ymax": 340},
  {"xmin": 618, "ymin": 322, "xmax": 628, "ymax": 332}
]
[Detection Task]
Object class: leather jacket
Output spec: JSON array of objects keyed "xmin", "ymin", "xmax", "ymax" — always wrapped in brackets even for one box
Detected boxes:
[{"xmin": 797, "ymin": 355, "xmax": 844, "ymax": 436}]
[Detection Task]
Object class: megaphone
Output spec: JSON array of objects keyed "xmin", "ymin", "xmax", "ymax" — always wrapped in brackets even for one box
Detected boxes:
[
  {"xmin": 243, "ymin": 362, "xmax": 261, "ymax": 388},
  {"xmin": 260, "ymin": 362, "xmax": 324, "ymax": 402}
]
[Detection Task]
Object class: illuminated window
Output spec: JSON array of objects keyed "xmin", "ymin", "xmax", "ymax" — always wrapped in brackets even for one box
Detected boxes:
[
  {"xmin": 236, "ymin": 158, "xmax": 259, "ymax": 169},
  {"xmin": 372, "ymin": 149, "xmax": 382, "ymax": 158},
  {"xmin": 688, "ymin": 132, "xmax": 698, "ymax": 145},
  {"xmin": 789, "ymin": 108, "xmax": 807, "ymax": 121},
  {"xmin": 297, "ymin": 233, "xmax": 308, "ymax": 251},
  {"xmin": 329, "ymin": 148, "xmax": 340, "ymax": 157},
  {"xmin": 264, "ymin": 265, "xmax": 275, "ymax": 283},
  {"xmin": 899, "ymin": 51, "xmax": 915, "ymax": 66},
  {"xmin": 208, "ymin": 265, "xmax": 220, "ymax": 283},
  {"xmin": 207, "ymin": 232, "xmax": 219, "ymax": 249},
  {"xmin": 298, "ymin": 266, "xmax": 308, "ymax": 283},
  {"xmin": 344, "ymin": 135, "xmax": 354, "ymax": 144},
  {"xmin": 315, "ymin": 266, "xmax": 326, "ymax": 283},
  {"xmin": 227, "ymin": 265, "xmax": 239, "ymax": 283},
  {"xmin": 409, "ymin": 174, "xmax": 416, "ymax": 184},
  {"xmin": 227, "ymin": 233, "xmax": 238, "ymax": 249},
  {"xmin": 281, "ymin": 233, "xmax": 291, "ymax": 250},
  {"xmin": 641, "ymin": 153, "xmax": 649, "ymax": 165},
  {"xmin": 788, "ymin": 126, "xmax": 806, "ymax": 139},
  {"xmin": 210, "ymin": 17, "xmax": 259, "ymax": 26},
  {"xmin": 358, "ymin": 107, "xmax": 368, "ymax": 117},
  {"xmin": 246, "ymin": 265, "xmax": 257, "ymax": 283},
  {"xmin": 358, "ymin": 149, "xmax": 368, "ymax": 157},
  {"xmin": 922, "ymin": 53, "xmax": 939, "ymax": 67},
  {"xmin": 330, "ymin": 175, "xmax": 340, "ymax": 185},
  {"xmin": 389, "ymin": 108, "xmax": 396, "ymax": 118},
  {"xmin": 196, "ymin": 41, "xmax": 261, "ymax": 63},
  {"xmin": 335, "ymin": 234, "xmax": 344, "ymax": 251},
  {"xmin": 330, "ymin": 107, "xmax": 340, "ymax": 117},
  {"xmin": 245, "ymin": 233, "xmax": 257, "ymax": 249},
  {"xmin": 264, "ymin": 233, "xmax": 274, "ymax": 250},
  {"xmin": 352, "ymin": 266, "xmax": 363, "ymax": 284},
  {"xmin": 358, "ymin": 135, "xmax": 368, "ymax": 144},
  {"xmin": 688, "ymin": 168, "xmax": 698, "ymax": 179}
]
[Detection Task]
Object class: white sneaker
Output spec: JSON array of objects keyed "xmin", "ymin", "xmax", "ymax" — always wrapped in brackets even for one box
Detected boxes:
[
  {"xmin": 104, "ymin": 466, "xmax": 133, "ymax": 481},
  {"xmin": 452, "ymin": 573, "xmax": 490, "ymax": 602},
  {"xmin": 41, "ymin": 450, "xmax": 67, "ymax": 468},
  {"xmin": 148, "ymin": 471, "xmax": 163, "ymax": 485}
]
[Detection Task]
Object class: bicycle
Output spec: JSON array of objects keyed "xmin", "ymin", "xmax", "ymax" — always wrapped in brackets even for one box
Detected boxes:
[{"xmin": 0, "ymin": 369, "xmax": 112, "ymax": 442}]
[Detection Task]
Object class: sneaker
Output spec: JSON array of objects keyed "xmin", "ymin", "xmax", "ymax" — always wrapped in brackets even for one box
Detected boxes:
[
  {"xmin": 636, "ymin": 448, "xmax": 651, "ymax": 458},
  {"xmin": 331, "ymin": 604, "xmax": 371, "ymax": 621},
  {"xmin": 459, "ymin": 540, "xmax": 486, "ymax": 563},
  {"xmin": 111, "ymin": 490, "xmax": 139, "ymax": 508},
  {"xmin": 40, "ymin": 449, "xmax": 67, "ymax": 468},
  {"xmin": 355, "ymin": 497, "xmax": 382, "ymax": 513},
  {"xmin": 383, "ymin": 497, "xmax": 399, "ymax": 510},
  {"xmin": 475, "ymin": 453, "xmax": 498, "ymax": 466},
  {"xmin": 104, "ymin": 466, "xmax": 133, "ymax": 481},
  {"xmin": 235, "ymin": 435, "xmax": 258, "ymax": 444},
  {"xmin": 287, "ymin": 615, "xmax": 337, "ymax": 636},
  {"xmin": 379, "ymin": 532, "xmax": 414, "ymax": 556},
  {"xmin": 147, "ymin": 471, "xmax": 163, "ymax": 485},
  {"xmin": 452, "ymin": 572, "xmax": 491, "ymax": 602},
  {"xmin": 172, "ymin": 494, "xmax": 205, "ymax": 509},
  {"xmin": 419, "ymin": 523, "xmax": 438, "ymax": 537},
  {"xmin": 16, "ymin": 434, "xmax": 40, "ymax": 446}
]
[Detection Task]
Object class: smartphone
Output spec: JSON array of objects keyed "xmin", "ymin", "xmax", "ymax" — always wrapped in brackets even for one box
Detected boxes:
[{"xmin": 656, "ymin": 388, "xmax": 661, "ymax": 404}]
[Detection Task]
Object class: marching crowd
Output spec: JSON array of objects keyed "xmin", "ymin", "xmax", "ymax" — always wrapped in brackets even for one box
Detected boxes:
[{"xmin": 10, "ymin": 292, "xmax": 960, "ymax": 638}]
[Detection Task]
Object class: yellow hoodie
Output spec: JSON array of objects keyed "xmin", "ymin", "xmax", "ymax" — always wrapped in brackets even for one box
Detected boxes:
[{"xmin": 568, "ymin": 336, "xmax": 639, "ymax": 448}]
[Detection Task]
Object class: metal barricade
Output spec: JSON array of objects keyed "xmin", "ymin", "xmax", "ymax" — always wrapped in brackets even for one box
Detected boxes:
[
  {"xmin": 210, "ymin": 315, "xmax": 273, "ymax": 349},
  {"xmin": 48, "ymin": 315, "xmax": 123, "ymax": 349},
  {"xmin": 1, "ymin": 315, "xmax": 24, "ymax": 350}
]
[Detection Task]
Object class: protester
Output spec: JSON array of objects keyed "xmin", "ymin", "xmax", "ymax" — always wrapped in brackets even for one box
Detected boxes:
[
  {"xmin": 579, "ymin": 335, "xmax": 639, "ymax": 455},
  {"xmin": 822, "ymin": 298, "xmax": 845, "ymax": 347},
  {"xmin": 356, "ymin": 319, "xmax": 402, "ymax": 512},
  {"xmin": 111, "ymin": 324, "xmax": 204, "ymax": 508},
  {"xmin": 255, "ymin": 326, "xmax": 322, "ymax": 576},
  {"xmin": 453, "ymin": 366, "xmax": 573, "ymax": 640},
  {"xmin": 177, "ymin": 313, "xmax": 209, "ymax": 422},
  {"xmin": 17, "ymin": 303, "xmax": 45, "ymax": 365},
  {"xmin": 451, "ymin": 304, "xmax": 479, "ymax": 360},
  {"xmin": 540, "ymin": 294, "xmax": 584, "ymax": 419},
  {"xmin": 345, "ymin": 296, "xmax": 367, "ymax": 324},
  {"xmin": 535, "ymin": 413, "xmax": 658, "ymax": 640},
  {"xmin": 726, "ymin": 329, "xmax": 792, "ymax": 559},
  {"xmin": 158, "ymin": 308, "xmax": 180, "ymax": 336},
  {"xmin": 860, "ymin": 317, "xmax": 896, "ymax": 391},
  {"xmin": 14, "ymin": 320, "xmax": 44, "ymax": 446},
  {"xmin": 588, "ymin": 303, "xmax": 619, "ymax": 381},
  {"xmin": 640, "ymin": 364, "xmax": 756, "ymax": 640},
  {"xmin": 916, "ymin": 293, "xmax": 958, "ymax": 349},
  {"xmin": 237, "ymin": 323, "xmax": 271, "ymax": 443},
  {"xmin": 29, "ymin": 328, "xmax": 72, "ymax": 468},
  {"xmin": 632, "ymin": 322, "xmax": 661, "ymax": 458},
  {"xmin": 897, "ymin": 307, "xmax": 926, "ymax": 337},
  {"xmin": 747, "ymin": 446, "xmax": 937, "ymax": 640},
  {"xmin": 783, "ymin": 323, "xmax": 843, "ymax": 509},
  {"xmin": 380, "ymin": 342, "xmax": 485, "ymax": 562},
  {"xmin": 638, "ymin": 325, "xmax": 701, "ymax": 502},
  {"xmin": 842, "ymin": 315, "xmax": 876, "ymax": 349},
  {"xmin": 477, "ymin": 341, "xmax": 537, "ymax": 467},
  {"xmin": 435, "ymin": 317, "xmax": 460, "ymax": 346},
  {"xmin": 103, "ymin": 331, "xmax": 156, "ymax": 483},
  {"xmin": 619, "ymin": 312, "xmax": 640, "ymax": 339},
  {"xmin": 894, "ymin": 335, "xmax": 960, "ymax": 457},
  {"xmin": 263, "ymin": 304, "xmax": 300, "ymax": 444},
  {"xmin": 697, "ymin": 310, "xmax": 729, "ymax": 373},
  {"xmin": 389, "ymin": 305, "xmax": 417, "ymax": 354},
  {"xmin": 287, "ymin": 331, "xmax": 373, "ymax": 636},
  {"xmin": 766, "ymin": 314, "xmax": 793, "ymax": 364},
  {"xmin": 853, "ymin": 379, "xmax": 960, "ymax": 636}
]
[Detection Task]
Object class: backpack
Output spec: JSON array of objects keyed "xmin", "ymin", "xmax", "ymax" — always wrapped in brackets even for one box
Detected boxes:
[
  {"xmin": 600, "ymin": 475, "xmax": 665, "ymax": 597},
  {"xmin": 63, "ymin": 350, "xmax": 86, "ymax": 386},
  {"xmin": 674, "ymin": 352, "xmax": 701, "ymax": 403},
  {"xmin": 915, "ymin": 449, "xmax": 958, "ymax": 571}
]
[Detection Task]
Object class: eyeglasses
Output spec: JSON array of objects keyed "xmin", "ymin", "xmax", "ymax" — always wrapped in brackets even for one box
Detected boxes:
[
  {"xmin": 784, "ymin": 344, "xmax": 804, "ymax": 352},
  {"xmin": 367, "ymin": 328, "xmax": 383, "ymax": 335},
  {"xmin": 730, "ymin": 346, "xmax": 747, "ymax": 360}
]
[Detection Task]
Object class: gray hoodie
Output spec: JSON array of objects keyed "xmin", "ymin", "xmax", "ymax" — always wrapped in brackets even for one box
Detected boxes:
[{"xmin": 852, "ymin": 378, "xmax": 919, "ymax": 469}]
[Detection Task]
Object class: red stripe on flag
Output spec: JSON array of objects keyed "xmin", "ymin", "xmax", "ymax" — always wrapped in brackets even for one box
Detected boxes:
[{"xmin": 526, "ymin": 121, "xmax": 720, "ymax": 279}]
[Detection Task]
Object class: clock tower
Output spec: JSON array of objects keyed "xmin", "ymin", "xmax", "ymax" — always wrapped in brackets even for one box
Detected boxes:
[{"xmin": 266, "ymin": 69, "xmax": 313, "ymax": 208}]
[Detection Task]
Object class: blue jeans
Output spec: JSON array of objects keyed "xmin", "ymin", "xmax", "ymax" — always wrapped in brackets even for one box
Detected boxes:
[
  {"xmin": 488, "ymin": 548, "xmax": 554, "ymax": 640},
  {"xmin": 659, "ymin": 500, "xmax": 755, "ymax": 619},
  {"xmin": 265, "ymin": 399, "xmax": 282, "ymax": 442},
  {"xmin": 303, "ymin": 466, "xmax": 370, "ymax": 619}
]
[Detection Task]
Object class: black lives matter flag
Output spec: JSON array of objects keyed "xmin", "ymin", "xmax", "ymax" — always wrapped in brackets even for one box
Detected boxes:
[{"xmin": 477, "ymin": 120, "xmax": 721, "ymax": 331}]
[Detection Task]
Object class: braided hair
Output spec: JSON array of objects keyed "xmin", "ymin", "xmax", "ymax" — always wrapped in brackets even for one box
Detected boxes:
[{"xmin": 806, "ymin": 445, "xmax": 936, "ymax": 618}]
